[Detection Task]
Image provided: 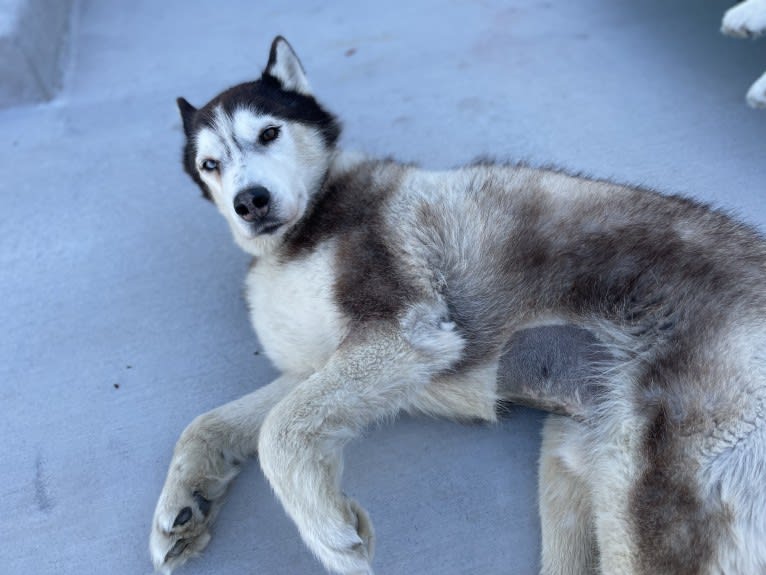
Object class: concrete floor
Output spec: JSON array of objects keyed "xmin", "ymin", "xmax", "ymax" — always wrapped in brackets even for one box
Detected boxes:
[{"xmin": 1, "ymin": 1, "xmax": 764, "ymax": 573}]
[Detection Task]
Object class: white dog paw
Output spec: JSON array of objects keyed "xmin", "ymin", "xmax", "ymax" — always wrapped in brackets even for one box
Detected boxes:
[
  {"xmin": 150, "ymin": 489, "xmax": 216, "ymax": 573},
  {"xmin": 311, "ymin": 498, "xmax": 375, "ymax": 575},
  {"xmin": 746, "ymin": 70, "xmax": 766, "ymax": 107},
  {"xmin": 722, "ymin": 0, "xmax": 766, "ymax": 38},
  {"xmin": 150, "ymin": 439, "xmax": 240, "ymax": 572},
  {"xmin": 347, "ymin": 498, "xmax": 375, "ymax": 562}
]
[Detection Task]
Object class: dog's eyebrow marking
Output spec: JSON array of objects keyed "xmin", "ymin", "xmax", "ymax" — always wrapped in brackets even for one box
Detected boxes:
[
  {"xmin": 197, "ymin": 105, "xmax": 238, "ymax": 158},
  {"xmin": 232, "ymin": 109, "xmax": 280, "ymax": 150},
  {"xmin": 194, "ymin": 107, "xmax": 241, "ymax": 164},
  {"xmin": 232, "ymin": 109, "xmax": 258, "ymax": 144},
  {"xmin": 224, "ymin": 109, "xmax": 246, "ymax": 152},
  {"xmin": 194, "ymin": 128, "xmax": 229, "ymax": 162}
]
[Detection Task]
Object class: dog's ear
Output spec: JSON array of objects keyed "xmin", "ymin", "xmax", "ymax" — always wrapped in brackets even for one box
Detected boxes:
[
  {"xmin": 264, "ymin": 36, "xmax": 311, "ymax": 95},
  {"xmin": 176, "ymin": 97, "xmax": 197, "ymax": 137}
]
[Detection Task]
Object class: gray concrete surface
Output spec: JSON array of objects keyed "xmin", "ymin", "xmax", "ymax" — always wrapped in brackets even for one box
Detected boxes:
[
  {"xmin": 1, "ymin": 1, "xmax": 764, "ymax": 574},
  {"xmin": 0, "ymin": 0, "xmax": 73, "ymax": 107}
]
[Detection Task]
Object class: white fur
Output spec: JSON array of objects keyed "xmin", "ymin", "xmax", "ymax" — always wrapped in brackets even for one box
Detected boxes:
[
  {"xmin": 246, "ymin": 240, "xmax": 349, "ymax": 376},
  {"xmin": 722, "ymin": 0, "xmax": 766, "ymax": 38},
  {"xmin": 722, "ymin": 0, "xmax": 766, "ymax": 108},
  {"xmin": 194, "ymin": 107, "xmax": 330, "ymax": 256},
  {"xmin": 267, "ymin": 38, "xmax": 312, "ymax": 95},
  {"xmin": 746, "ymin": 69, "xmax": 766, "ymax": 107}
]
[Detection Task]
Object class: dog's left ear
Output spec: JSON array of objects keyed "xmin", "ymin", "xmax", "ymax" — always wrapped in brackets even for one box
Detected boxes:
[{"xmin": 264, "ymin": 36, "xmax": 311, "ymax": 95}]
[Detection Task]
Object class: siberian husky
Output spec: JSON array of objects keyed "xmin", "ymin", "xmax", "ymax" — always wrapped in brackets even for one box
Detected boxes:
[{"xmin": 151, "ymin": 37, "xmax": 766, "ymax": 574}]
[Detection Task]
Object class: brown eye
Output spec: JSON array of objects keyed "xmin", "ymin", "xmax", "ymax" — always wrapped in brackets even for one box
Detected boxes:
[
  {"xmin": 200, "ymin": 159, "xmax": 219, "ymax": 172},
  {"xmin": 259, "ymin": 126, "xmax": 280, "ymax": 145}
]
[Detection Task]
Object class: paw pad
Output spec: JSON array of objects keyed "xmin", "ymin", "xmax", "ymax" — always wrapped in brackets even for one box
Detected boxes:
[
  {"xmin": 193, "ymin": 491, "xmax": 212, "ymax": 516},
  {"xmin": 173, "ymin": 507, "xmax": 192, "ymax": 527}
]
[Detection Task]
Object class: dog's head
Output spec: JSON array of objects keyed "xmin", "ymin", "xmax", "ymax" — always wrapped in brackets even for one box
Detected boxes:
[{"xmin": 176, "ymin": 37, "xmax": 340, "ymax": 255}]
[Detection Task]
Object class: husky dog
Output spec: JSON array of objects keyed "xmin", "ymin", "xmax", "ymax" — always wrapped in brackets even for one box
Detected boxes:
[
  {"xmin": 151, "ymin": 37, "xmax": 766, "ymax": 575},
  {"xmin": 722, "ymin": 0, "xmax": 766, "ymax": 107}
]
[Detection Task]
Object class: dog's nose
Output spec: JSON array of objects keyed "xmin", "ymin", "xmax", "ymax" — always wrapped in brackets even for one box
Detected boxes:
[{"xmin": 233, "ymin": 186, "xmax": 271, "ymax": 222}]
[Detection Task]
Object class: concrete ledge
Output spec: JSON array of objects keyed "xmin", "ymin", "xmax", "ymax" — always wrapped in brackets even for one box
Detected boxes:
[{"xmin": 0, "ymin": 0, "xmax": 73, "ymax": 107}]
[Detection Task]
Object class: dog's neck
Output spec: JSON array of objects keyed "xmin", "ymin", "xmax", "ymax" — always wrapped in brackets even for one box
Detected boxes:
[
  {"xmin": 241, "ymin": 149, "xmax": 364, "ymax": 261},
  {"xmin": 254, "ymin": 148, "xmax": 403, "ymax": 267}
]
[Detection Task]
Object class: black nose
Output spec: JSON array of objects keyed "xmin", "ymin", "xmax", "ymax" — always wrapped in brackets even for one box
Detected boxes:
[{"xmin": 233, "ymin": 186, "xmax": 271, "ymax": 222}]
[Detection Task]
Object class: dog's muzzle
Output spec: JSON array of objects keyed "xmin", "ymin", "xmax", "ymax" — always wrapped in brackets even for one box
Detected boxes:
[{"xmin": 233, "ymin": 186, "xmax": 271, "ymax": 222}]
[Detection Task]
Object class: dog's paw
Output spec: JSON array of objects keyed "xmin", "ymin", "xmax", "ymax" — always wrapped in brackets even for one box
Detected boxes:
[
  {"xmin": 346, "ymin": 498, "xmax": 375, "ymax": 563},
  {"xmin": 746, "ymin": 70, "xmax": 766, "ymax": 107},
  {"xmin": 150, "ymin": 430, "xmax": 240, "ymax": 573},
  {"xmin": 150, "ymin": 488, "xmax": 217, "ymax": 574},
  {"xmin": 308, "ymin": 497, "xmax": 375, "ymax": 575},
  {"xmin": 722, "ymin": 0, "xmax": 766, "ymax": 38}
]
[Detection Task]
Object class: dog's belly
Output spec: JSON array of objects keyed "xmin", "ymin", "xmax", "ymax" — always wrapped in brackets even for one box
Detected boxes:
[
  {"xmin": 497, "ymin": 325, "xmax": 608, "ymax": 418},
  {"xmin": 245, "ymin": 242, "xmax": 348, "ymax": 376}
]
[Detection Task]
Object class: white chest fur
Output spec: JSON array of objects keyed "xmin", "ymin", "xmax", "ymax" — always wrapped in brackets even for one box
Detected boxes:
[{"xmin": 245, "ymin": 241, "xmax": 348, "ymax": 376}]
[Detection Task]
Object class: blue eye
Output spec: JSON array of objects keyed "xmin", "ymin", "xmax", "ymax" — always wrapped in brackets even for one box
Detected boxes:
[{"xmin": 200, "ymin": 159, "xmax": 220, "ymax": 172}]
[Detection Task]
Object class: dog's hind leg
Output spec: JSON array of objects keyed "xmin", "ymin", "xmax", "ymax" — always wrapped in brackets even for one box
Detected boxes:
[
  {"xmin": 258, "ymin": 309, "xmax": 465, "ymax": 575},
  {"xmin": 539, "ymin": 415, "xmax": 599, "ymax": 575},
  {"xmin": 703, "ymin": 422, "xmax": 766, "ymax": 574},
  {"xmin": 150, "ymin": 374, "xmax": 300, "ymax": 574}
]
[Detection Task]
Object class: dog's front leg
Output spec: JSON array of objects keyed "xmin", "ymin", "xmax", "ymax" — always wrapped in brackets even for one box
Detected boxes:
[
  {"xmin": 258, "ymin": 307, "xmax": 464, "ymax": 575},
  {"xmin": 150, "ymin": 373, "xmax": 300, "ymax": 573}
]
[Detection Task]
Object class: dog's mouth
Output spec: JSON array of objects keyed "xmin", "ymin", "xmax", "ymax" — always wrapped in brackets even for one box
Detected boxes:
[
  {"xmin": 258, "ymin": 222, "xmax": 282, "ymax": 235},
  {"xmin": 239, "ymin": 218, "xmax": 284, "ymax": 238}
]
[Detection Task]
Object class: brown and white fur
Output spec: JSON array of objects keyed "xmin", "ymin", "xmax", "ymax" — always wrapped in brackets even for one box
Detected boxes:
[{"xmin": 150, "ymin": 37, "xmax": 766, "ymax": 575}]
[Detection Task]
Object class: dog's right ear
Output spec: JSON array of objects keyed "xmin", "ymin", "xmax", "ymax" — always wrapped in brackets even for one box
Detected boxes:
[{"xmin": 177, "ymin": 97, "xmax": 197, "ymax": 137}]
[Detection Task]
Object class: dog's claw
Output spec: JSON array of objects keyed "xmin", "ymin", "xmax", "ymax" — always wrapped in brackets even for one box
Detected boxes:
[
  {"xmin": 165, "ymin": 539, "xmax": 189, "ymax": 561},
  {"xmin": 150, "ymin": 484, "xmax": 222, "ymax": 571}
]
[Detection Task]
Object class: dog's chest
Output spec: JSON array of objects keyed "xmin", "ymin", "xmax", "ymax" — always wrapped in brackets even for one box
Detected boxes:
[{"xmin": 245, "ymin": 242, "xmax": 348, "ymax": 376}]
